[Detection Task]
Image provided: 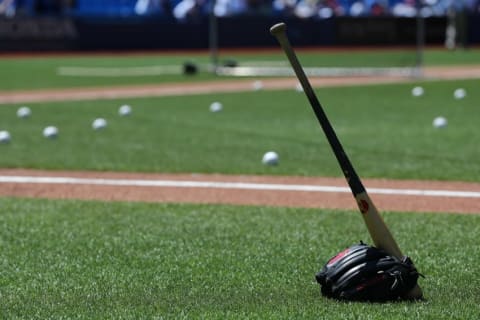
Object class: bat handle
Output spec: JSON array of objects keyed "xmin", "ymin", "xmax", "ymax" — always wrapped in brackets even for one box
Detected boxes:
[
  {"xmin": 270, "ymin": 23, "xmax": 314, "ymax": 100},
  {"xmin": 270, "ymin": 22, "xmax": 287, "ymax": 37}
]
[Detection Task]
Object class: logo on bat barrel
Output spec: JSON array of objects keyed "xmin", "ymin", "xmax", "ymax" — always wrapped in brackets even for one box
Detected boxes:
[{"xmin": 357, "ymin": 199, "xmax": 369, "ymax": 214}]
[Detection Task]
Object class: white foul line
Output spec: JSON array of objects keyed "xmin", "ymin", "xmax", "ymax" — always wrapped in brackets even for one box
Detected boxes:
[{"xmin": 1, "ymin": 175, "xmax": 480, "ymax": 199}]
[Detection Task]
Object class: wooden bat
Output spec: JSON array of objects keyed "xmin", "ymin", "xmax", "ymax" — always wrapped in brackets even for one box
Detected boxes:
[{"xmin": 270, "ymin": 22, "xmax": 422, "ymax": 299}]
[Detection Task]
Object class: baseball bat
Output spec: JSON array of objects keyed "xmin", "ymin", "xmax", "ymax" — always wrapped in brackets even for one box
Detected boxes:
[{"xmin": 270, "ymin": 22, "xmax": 422, "ymax": 299}]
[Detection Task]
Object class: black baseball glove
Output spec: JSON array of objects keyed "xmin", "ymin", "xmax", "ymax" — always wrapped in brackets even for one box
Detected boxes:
[{"xmin": 315, "ymin": 242, "xmax": 422, "ymax": 302}]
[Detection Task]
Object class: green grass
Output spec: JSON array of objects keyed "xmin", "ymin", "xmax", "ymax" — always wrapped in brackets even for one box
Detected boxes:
[
  {"xmin": 0, "ymin": 198, "xmax": 478, "ymax": 319},
  {"xmin": 1, "ymin": 48, "xmax": 479, "ymax": 91},
  {"xmin": 0, "ymin": 54, "xmax": 215, "ymax": 91},
  {"xmin": 0, "ymin": 79, "xmax": 479, "ymax": 181},
  {"xmin": 422, "ymin": 47, "xmax": 480, "ymax": 65}
]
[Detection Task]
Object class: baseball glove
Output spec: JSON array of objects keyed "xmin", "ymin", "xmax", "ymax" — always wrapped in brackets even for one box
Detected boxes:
[{"xmin": 315, "ymin": 242, "xmax": 422, "ymax": 302}]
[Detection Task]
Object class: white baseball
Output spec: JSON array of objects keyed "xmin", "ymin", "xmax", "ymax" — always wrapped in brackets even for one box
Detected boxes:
[
  {"xmin": 92, "ymin": 118, "xmax": 107, "ymax": 130},
  {"xmin": 411, "ymin": 86, "xmax": 424, "ymax": 97},
  {"xmin": 0, "ymin": 130, "xmax": 11, "ymax": 143},
  {"xmin": 453, "ymin": 88, "xmax": 466, "ymax": 100},
  {"xmin": 17, "ymin": 106, "xmax": 31, "ymax": 118},
  {"xmin": 209, "ymin": 102, "xmax": 223, "ymax": 113},
  {"xmin": 118, "ymin": 104, "xmax": 132, "ymax": 116},
  {"xmin": 262, "ymin": 151, "xmax": 279, "ymax": 166},
  {"xmin": 295, "ymin": 82, "xmax": 304, "ymax": 92},
  {"xmin": 43, "ymin": 126, "xmax": 58, "ymax": 138},
  {"xmin": 433, "ymin": 116, "xmax": 448, "ymax": 128},
  {"xmin": 252, "ymin": 80, "xmax": 263, "ymax": 91}
]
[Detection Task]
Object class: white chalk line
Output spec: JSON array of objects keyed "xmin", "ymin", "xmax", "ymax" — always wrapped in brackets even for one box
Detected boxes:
[
  {"xmin": 1, "ymin": 176, "xmax": 480, "ymax": 199},
  {"xmin": 57, "ymin": 65, "xmax": 183, "ymax": 77}
]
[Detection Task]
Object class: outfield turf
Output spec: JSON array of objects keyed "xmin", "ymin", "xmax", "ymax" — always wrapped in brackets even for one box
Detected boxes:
[
  {"xmin": 0, "ymin": 79, "xmax": 478, "ymax": 181},
  {"xmin": 0, "ymin": 198, "xmax": 478, "ymax": 319}
]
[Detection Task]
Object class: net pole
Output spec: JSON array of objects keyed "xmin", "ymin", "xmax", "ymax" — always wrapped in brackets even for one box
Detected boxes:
[
  {"xmin": 415, "ymin": 0, "xmax": 425, "ymax": 78},
  {"xmin": 208, "ymin": 0, "xmax": 219, "ymax": 74}
]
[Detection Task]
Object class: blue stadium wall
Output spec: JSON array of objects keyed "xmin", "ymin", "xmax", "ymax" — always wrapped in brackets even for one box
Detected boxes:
[{"xmin": 0, "ymin": 15, "xmax": 476, "ymax": 51}]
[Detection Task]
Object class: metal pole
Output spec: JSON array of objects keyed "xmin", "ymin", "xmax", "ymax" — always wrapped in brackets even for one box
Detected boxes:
[
  {"xmin": 208, "ymin": 0, "xmax": 219, "ymax": 74},
  {"xmin": 415, "ymin": 0, "xmax": 425, "ymax": 78}
]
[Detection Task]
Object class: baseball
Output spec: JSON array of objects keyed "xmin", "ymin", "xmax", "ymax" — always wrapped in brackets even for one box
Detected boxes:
[
  {"xmin": 118, "ymin": 104, "xmax": 132, "ymax": 116},
  {"xmin": 209, "ymin": 102, "xmax": 223, "ymax": 113},
  {"xmin": 0, "ymin": 130, "xmax": 11, "ymax": 143},
  {"xmin": 43, "ymin": 126, "xmax": 58, "ymax": 138},
  {"xmin": 92, "ymin": 118, "xmax": 107, "ymax": 130},
  {"xmin": 453, "ymin": 88, "xmax": 466, "ymax": 100},
  {"xmin": 262, "ymin": 151, "xmax": 279, "ymax": 166},
  {"xmin": 433, "ymin": 116, "xmax": 448, "ymax": 128},
  {"xmin": 411, "ymin": 86, "xmax": 424, "ymax": 97},
  {"xmin": 17, "ymin": 106, "xmax": 31, "ymax": 118},
  {"xmin": 252, "ymin": 80, "xmax": 263, "ymax": 91},
  {"xmin": 295, "ymin": 82, "xmax": 304, "ymax": 92}
]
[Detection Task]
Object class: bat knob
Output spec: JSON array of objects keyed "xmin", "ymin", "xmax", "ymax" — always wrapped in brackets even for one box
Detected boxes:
[{"xmin": 270, "ymin": 22, "xmax": 287, "ymax": 36}]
